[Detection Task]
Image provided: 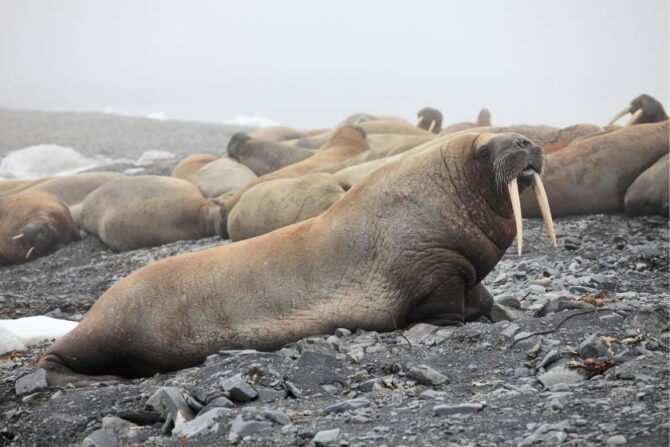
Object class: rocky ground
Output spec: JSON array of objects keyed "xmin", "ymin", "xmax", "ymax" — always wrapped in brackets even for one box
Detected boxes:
[{"xmin": 0, "ymin": 214, "xmax": 668, "ymax": 447}]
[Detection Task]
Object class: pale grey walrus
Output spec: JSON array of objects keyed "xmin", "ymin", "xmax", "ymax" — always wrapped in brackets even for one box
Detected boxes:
[
  {"xmin": 36, "ymin": 130, "xmax": 556, "ymax": 382},
  {"xmin": 0, "ymin": 191, "xmax": 79, "ymax": 265},
  {"xmin": 79, "ymin": 176, "xmax": 225, "ymax": 251},
  {"xmin": 624, "ymin": 153, "xmax": 669, "ymax": 217},
  {"xmin": 227, "ymin": 172, "xmax": 345, "ymax": 241}
]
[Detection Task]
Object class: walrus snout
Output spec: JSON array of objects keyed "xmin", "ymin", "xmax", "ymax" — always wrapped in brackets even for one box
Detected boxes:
[
  {"xmin": 18, "ymin": 220, "xmax": 61, "ymax": 259},
  {"xmin": 416, "ymin": 107, "xmax": 443, "ymax": 133},
  {"xmin": 227, "ymin": 132, "xmax": 251, "ymax": 158}
]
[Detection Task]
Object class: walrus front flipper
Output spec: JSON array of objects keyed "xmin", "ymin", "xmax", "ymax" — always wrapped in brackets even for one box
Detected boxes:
[
  {"xmin": 405, "ymin": 277, "xmax": 466, "ymax": 326},
  {"xmin": 464, "ymin": 283, "xmax": 494, "ymax": 321},
  {"xmin": 36, "ymin": 354, "xmax": 126, "ymax": 387}
]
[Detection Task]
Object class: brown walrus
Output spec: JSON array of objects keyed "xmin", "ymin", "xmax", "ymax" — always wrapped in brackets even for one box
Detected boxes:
[
  {"xmin": 608, "ymin": 94, "xmax": 669, "ymax": 127},
  {"xmin": 79, "ymin": 176, "xmax": 225, "ymax": 251},
  {"xmin": 227, "ymin": 172, "xmax": 345, "ymax": 241},
  {"xmin": 0, "ymin": 191, "xmax": 79, "ymax": 265},
  {"xmin": 171, "ymin": 154, "xmax": 219, "ymax": 179},
  {"xmin": 416, "ymin": 107, "xmax": 443, "ymax": 133},
  {"xmin": 521, "ymin": 121, "xmax": 669, "ymax": 217},
  {"xmin": 183, "ymin": 157, "xmax": 257, "ymax": 199},
  {"xmin": 36, "ymin": 131, "xmax": 556, "ymax": 383},
  {"xmin": 223, "ymin": 125, "xmax": 370, "ymax": 212},
  {"xmin": 226, "ymin": 133, "xmax": 315, "ymax": 176},
  {"xmin": 624, "ymin": 153, "xmax": 669, "ymax": 217},
  {"xmin": 247, "ymin": 126, "xmax": 308, "ymax": 143}
]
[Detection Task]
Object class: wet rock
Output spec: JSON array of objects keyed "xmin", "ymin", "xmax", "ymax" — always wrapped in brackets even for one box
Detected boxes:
[
  {"xmin": 172, "ymin": 408, "xmax": 231, "ymax": 438},
  {"xmin": 263, "ymin": 409, "xmax": 291, "ymax": 425},
  {"xmin": 228, "ymin": 415, "xmax": 273, "ymax": 442},
  {"xmin": 407, "ymin": 365, "xmax": 447, "ymax": 386},
  {"xmin": 15, "ymin": 369, "xmax": 48, "ymax": 395},
  {"xmin": 81, "ymin": 429, "xmax": 118, "ymax": 447},
  {"xmin": 220, "ymin": 374, "xmax": 258, "ymax": 402},
  {"xmin": 578, "ymin": 334, "xmax": 609, "ymax": 359},
  {"xmin": 313, "ymin": 428, "xmax": 340, "ymax": 446},
  {"xmin": 434, "ymin": 403, "xmax": 484, "ymax": 416},
  {"xmin": 323, "ymin": 398, "xmax": 371, "ymax": 414},
  {"xmin": 115, "ymin": 409, "xmax": 161, "ymax": 425},
  {"xmin": 537, "ymin": 364, "xmax": 588, "ymax": 387}
]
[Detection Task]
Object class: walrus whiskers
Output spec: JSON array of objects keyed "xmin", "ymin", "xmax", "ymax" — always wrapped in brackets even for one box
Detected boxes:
[
  {"xmin": 532, "ymin": 173, "xmax": 557, "ymax": 247},
  {"xmin": 12, "ymin": 233, "xmax": 24, "ymax": 240},
  {"xmin": 507, "ymin": 178, "xmax": 523, "ymax": 256},
  {"xmin": 608, "ymin": 106, "xmax": 631, "ymax": 125}
]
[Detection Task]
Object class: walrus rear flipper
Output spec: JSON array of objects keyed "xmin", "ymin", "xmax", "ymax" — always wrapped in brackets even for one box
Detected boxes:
[{"xmin": 36, "ymin": 354, "xmax": 126, "ymax": 387}]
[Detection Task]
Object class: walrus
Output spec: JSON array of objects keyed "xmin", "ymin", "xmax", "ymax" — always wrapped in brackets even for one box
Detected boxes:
[
  {"xmin": 79, "ymin": 176, "xmax": 225, "ymax": 251},
  {"xmin": 333, "ymin": 153, "xmax": 405, "ymax": 190},
  {"xmin": 35, "ymin": 131, "xmax": 556, "ymax": 383},
  {"xmin": 183, "ymin": 157, "xmax": 257, "ymax": 199},
  {"xmin": 248, "ymin": 126, "xmax": 308, "ymax": 143},
  {"xmin": 608, "ymin": 94, "xmax": 669, "ymax": 126},
  {"xmin": 338, "ymin": 112, "xmax": 406, "ymax": 126},
  {"xmin": 223, "ymin": 125, "xmax": 370, "ymax": 212},
  {"xmin": 0, "ymin": 192, "xmax": 79, "ymax": 265},
  {"xmin": 624, "ymin": 153, "xmax": 669, "ymax": 217},
  {"xmin": 171, "ymin": 154, "xmax": 218, "ymax": 180},
  {"xmin": 441, "ymin": 108, "xmax": 492, "ymax": 134},
  {"xmin": 416, "ymin": 107, "xmax": 443, "ymax": 133},
  {"xmin": 521, "ymin": 121, "xmax": 669, "ymax": 217},
  {"xmin": 22, "ymin": 172, "xmax": 126, "ymax": 222},
  {"xmin": 226, "ymin": 133, "xmax": 315, "ymax": 176},
  {"xmin": 227, "ymin": 172, "xmax": 345, "ymax": 241},
  {"xmin": 541, "ymin": 123, "xmax": 606, "ymax": 154},
  {"xmin": 0, "ymin": 178, "xmax": 53, "ymax": 197}
]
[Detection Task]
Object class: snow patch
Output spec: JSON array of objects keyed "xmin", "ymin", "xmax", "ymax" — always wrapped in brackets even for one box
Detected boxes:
[
  {"xmin": 223, "ymin": 114, "xmax": 278, "ymax": 128},
  {"xmin": 0, "ymin": 316, "xmax": 78, "ymax": 351},
  {"xmin": 136, "ymin": 150, "xmax": 176, "ymax": 164},
  {"xmin": 0, "ymin": 145, "xmax": 113, "ymax": 180},
  {"xmin": 0, "ymin": 327, "xmax": 27, "ymax": 355}
]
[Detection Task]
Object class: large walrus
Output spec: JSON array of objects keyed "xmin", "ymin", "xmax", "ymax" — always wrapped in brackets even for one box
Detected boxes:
[
  {"xmin": 608, "ymin": 94, "xmax": 669, "ymax": 127},
  {"xmin": 0, "ymin": 192, "xmax": 79, "ymax": 265},
  {"xmin": 248, "ymin": 126, "xmax": 308, "ymax": 143},
  {"xmin": 183, "ymin": 157, "xmax": 257, "ymax": 199},
  {"xmin": 36, "ymin": 131, "xmax": 556, "ymax": 383},
  {"xmin": 171, "ymin": 154, "xmax": 218, "ymax": 180},
  {"xmin": 223, "ymin": 125, "xmax": 370, "ymax": 212},
  {"xmin": 226, "ymin": 133, "xmax": 315, "ymax": 176},
  {"xmin": 624, "ymin": 153, "xmax": 669, "ymax": 217},
  {"xmin": 79, "ymin": 176, "xmax": 225, "ymax": 251},
  {"xmin": 521, "ymin": 121, "xmax": 669, "ymax": 217},
  {"xmin": 227, "ymin": 173, "xmax": 345, "ymax": 241}
]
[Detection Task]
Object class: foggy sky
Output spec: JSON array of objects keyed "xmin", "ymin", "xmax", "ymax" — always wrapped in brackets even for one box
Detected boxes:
[{"xmin": 0, "ymin": 0, "xmax": 668, "ymax": 128}]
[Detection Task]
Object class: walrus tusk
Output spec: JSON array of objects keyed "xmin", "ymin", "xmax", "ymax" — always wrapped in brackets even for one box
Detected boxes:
[
  {"xmin": 608, "ymin": 106, "xmax": 631, "ymax": 125},
  {"xmin": 416, "ymin": 116, "xmax": 424, "ymax": 127},
  {"xmin": 428, "ymin": 120, "xmax": 436, "ymax": 133},
  {"xmin": 12, "ymin": 233, "xmax": 24, "ymax": 240},
  {"xmin": 626, "ymin": 108, "xmax": 644, "ymax": 126},
  {"xmin": 532, "ymin": 173, "xmax": 557, "ymax": 247},
  {"xmin": 25, "ymin": 246, "xmax": 34, "ymax": 259},
  {"xmin": 507, "ymin": 178, "xmax": 523, "ymax": 256}
]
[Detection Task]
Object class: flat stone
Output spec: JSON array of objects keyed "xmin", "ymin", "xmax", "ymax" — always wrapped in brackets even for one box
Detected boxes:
[
  {"xmin": 313, "ymin": 428, "xmax": 340, "ymax": 446},
  {"xmin": 334, "ymin": 328, "xmax": 352, "ymax": 337},
  {"xmin": 15, "ymin": 369, "xmax": 48, "ymax": 395},
  {"xmin": 538, "ymin": 349, "xmax": 561, "ymax": 370},
  {"xmin": 228, "ymin": 415, "xmax": 273, "ymax": 442},
  {"xmin": 283, "ymin": 381, "xmax": 302, "ymax": 398},
  {"xmin": 500, "ymin": 323, "xmax": 520, "ymax": 338},
  {"xmin": 288, "ymin": 350, "xmax": 344, "ymax": 395},
  {"xmin": 198, "ymin": 396, "xmax": 235, "ymax": 415},
  {"xmin": 537, "ymin": 364, "xmax": 587, "ymax": 387},
  {"xmin": 323, "ymin": 398, "xmax": 371, "ymax": 414},
  {"xmin": 434, "ymin": 403, "xmax": 484, "ymax": 416},
  {"xmin": 172, "ymin": 408, "xmax": 231, "ymax": 438},
  {"xmin": 404, "ymin": 323, "xmax": 439, "ymax": 344},
  {"xmin": 81, "ymin": 429, "xmax": 118, "ymax": 447},
  {"xmin": 578, "ymin": 334, "xmax": 609, "ymax": 359},
  {"xmin": 489, "ymin": 303, "xmax": 526, "ymax": 322},
  {"xmin": 407, "ymin": 365, "xmax": 447, "ymax": 386},
  {"xmin": 358, "ymin": 378, "xmax": 382, "ymax": 392},
  {"xmin": 256, "ymin": 388, "xmax": 287, "ymax": 403},
  {"xmin": 263, "ymin": 409, "xmax": 291, "ymax": 425},
  {"xmin": 297, "ymin": 350, "xmax": 339, "ymax": 369},
  {"xmin": 101, "ymin": 416, "xmax": 136, "ymax": 432},
  {"xmin": 606, "ymin": 435, "xmax": 627, "ymax": 445},
  {"xmin": 220, "ymin": 374, "xmax": 258, "ymax": 402}
]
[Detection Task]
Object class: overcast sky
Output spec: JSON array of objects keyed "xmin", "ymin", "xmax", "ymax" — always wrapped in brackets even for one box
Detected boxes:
[{"xmin": 0, "ymin": 0, "xmax": 667, "ymax": 128}]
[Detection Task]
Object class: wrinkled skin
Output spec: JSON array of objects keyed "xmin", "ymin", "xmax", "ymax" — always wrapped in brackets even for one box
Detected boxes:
[
  {"xmin": 417, "ymin": 107, "xmax": 443, "ymax": 133},
  {"xmin": 224, "ymin": 126, "xmax": 370, "ymax": 213},
  {"xmin": 227, "ymin": 133, "xmax": 315, "ymax": 176},
  {"xmin": 227, "ymin": 173, "xmax": 345, "ymax": 241},
  {"xmin": 521, "ymin": 121, "xmax": 669, "ymax": 217},
  {"xmin": 80, "ymin": 176, "xmax": 225, "ymax": 251},
  {"xmin": 624, "ymin": 153, "xmax": 669, "ymax": 217},
  {"xmin": 0, "ymin": 192, "xmax": 79, "ymax": 265},
  {"xmin": 171, "ymin": 154, "xmax": 218, "ymax": 179},
  {"xmin": 37, "ymin": 131, "xmax": 544, "ymax": 383},
  {"xmin": 184, "ymin": 157, "xmax": 257, "ymax": 199}
]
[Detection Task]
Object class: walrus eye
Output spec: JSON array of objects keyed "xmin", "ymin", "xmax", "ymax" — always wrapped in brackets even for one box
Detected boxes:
[{"xmin": 474, "ymin": 144, "xmax": 491, "ymax": 160}]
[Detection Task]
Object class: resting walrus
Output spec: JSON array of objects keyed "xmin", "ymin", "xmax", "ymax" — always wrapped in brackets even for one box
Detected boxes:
[
  {"xmin": 36, "ymin": 131, "xmax": 556, "ymax": 383},
  {"xmin": 0, "ymin": 191, "xmax": 79, "ymax": 265}
]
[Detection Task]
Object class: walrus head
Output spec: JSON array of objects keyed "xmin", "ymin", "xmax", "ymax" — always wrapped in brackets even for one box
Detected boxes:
[
  {"xmin": 416, "ymin": 107, "xmax": 443, "ymax": 133},
  {"xmin": 11, "ymin": 215, "xmax": 78, "ymax": 262},
  {"xmin": 608, "ymin": 94, "xmax": 669, "ymax": 126},
  {"xmin": 470, "ymin": 133, "xmax": 556, "ymax": 255},
  {"xmin": 226, "ymin": 133, "xmax": 252, "ymax": 159}
]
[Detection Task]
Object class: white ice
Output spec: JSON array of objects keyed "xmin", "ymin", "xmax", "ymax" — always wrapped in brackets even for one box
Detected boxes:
[
  {"xmin": 136, "ymin": 150, "xmax": 176, "ymax": 164},
  {"xmin": 0, "ymin": 316, "xmax": 78, "ymax": 355},
  {"xmin": 0, "ymin": 144, "xmax": 113, "ymax": 180},
  {"xmin": 223, "ymin": 113, "xmax": 277, "ymax": 128}
]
